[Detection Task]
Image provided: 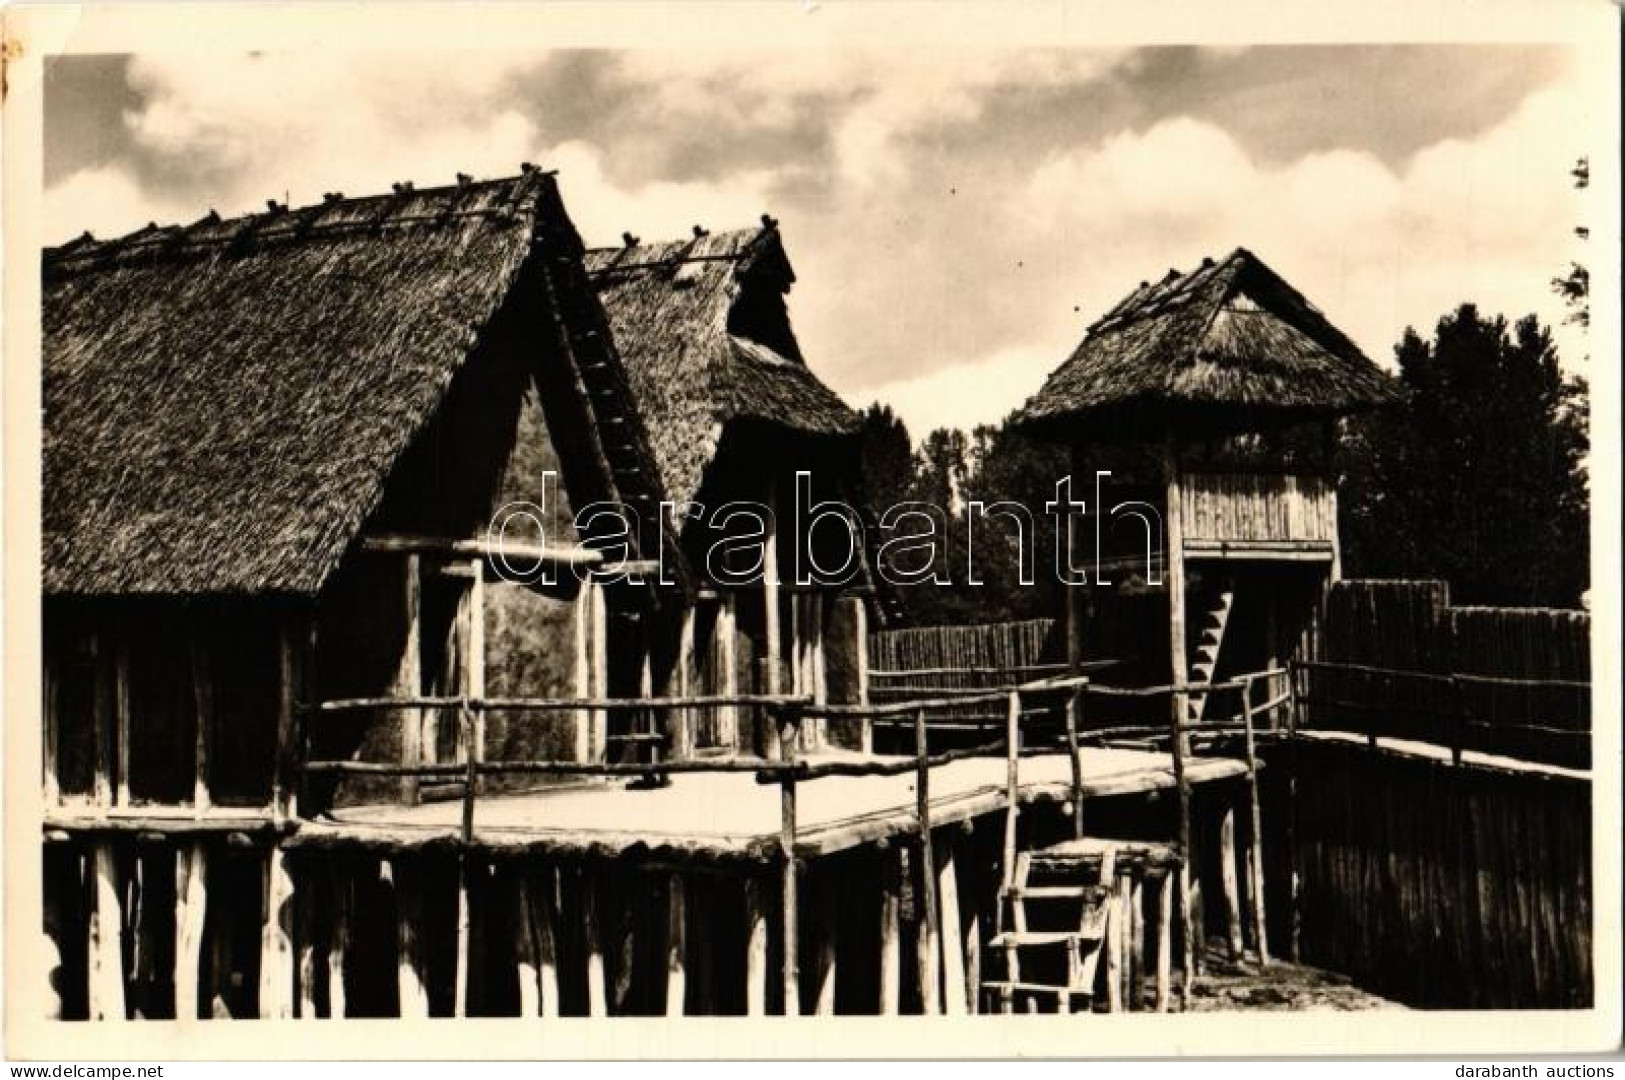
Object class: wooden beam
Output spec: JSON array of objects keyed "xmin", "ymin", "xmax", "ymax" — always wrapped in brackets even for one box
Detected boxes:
[
  {"xmin": 674, "ymin": 607, "xmax": 696, "ymax": 760},
  {"xmin": 91, "ymin": 633, "xmax": 112, "ymax": 808},
  {"xmin": 174, "ymin": 840, "xmax": 207, "ymax": 1020},
  {"xmin": 1165, "ymin": 440, "xmax": 1196, "ymax": 1010},
  {"xmin": 1156, "ymin": 871, "xmax": 1173, "ymax": 1012},
  {"xmin": 297, "ymin": 856, "xmax": 319, "ymax": 1019},
  {"xmin": 589, "ymin": 580, "xmax": 609, "ymax": 762},
  {"xmin": 454, "ymin": 860, "xmax": 473, "ymax": 1017},
  {"xmin": 397, "ymin": 554, "xmax": 423, "ymax": 807},
  {"xmin": 87, "ymin": 840, "xmax": 124, "ymax": 1020},
  {"xmin": 718, "ymin": 595, "xmax": 740, "ymax": 750},
  {"xmin": 665, "ymin": 873, "xmax": 687, "ymax": 1016},
  {"xmin": 1103, "ymin": 867, "xmax": 1124, "ymax": 1013},
  {"xmin": 259, "ymin": 847, "xmax": 295, "ymax": 1018},
  {"xmin": 1129, "ymin": 872, "xmax": 1145, "ymax": 1010},
  {"xmin": 43, "ymin": 650, "xmax": 61, "ymax": 806},
  {"xmin": 778, "ymin": 705, "xmax": 800, "ymax": 1017},
  {"xmin": 275, "ymin": 614, "xmax": 300, "ymax": 821}
]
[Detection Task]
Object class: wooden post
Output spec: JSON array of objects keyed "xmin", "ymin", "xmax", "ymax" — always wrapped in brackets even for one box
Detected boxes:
[
  {"xmin": 87, "ymin": 841, "xmax": 124, "ymax": 1020},
  {"xmin": 114, "ymin": 638, "xmax": 131, "ymax": 807},
  {"xmin": 664, "ymin": 873, "xmax": 687, "ymax": 1016},
  {"xmin": 326, "ymin": 860, "xmax": 351, "ymax": 1019},
  {"xmin": 778, "ymin": 705, "xmax": 801, "ymax": 1016},
  {"xmin": 761, "ymin": 478, "xmax": 782, "ymax": 758},
  {"xmin": 275, "ymin": 615, "xmax": 299, "ymax": 821},
  {"xmin": 515, "ymin": 864, "xmax": 560, "ymax": 1017},
  {"xmin": 1103, "ymin": 867, "xmax": 1125, "ymax": 1012},
  {"xmin": 1171, "ymin": 699, "xmax": 1195, "ymax": 1009},
  {"xmin": 878, "ymin": 847, "xmax": 902, "ymax": 1016},
  {"xmin": 387, "ymin": 859, "xmax": 430, "ymax": 1018},
  {"xmin": 589, "ymin": 579, "xmax": 609, "ymax": 762},
  {"xmin": 1286, "ymin": 663, "xmax": 1303, "ymax": 963},
  {"xmin": 454, "ymin": 860, "xmax": 473, "ymax": 1017},
  {"xmin": 1219, "ymin": 805, "xmax": 1243, "ymax": 960},
  {"xmin": 1129, "ymin": 871, "xmax": 1145, "ymax": 1010},
  {"xmin": 853, "ymin": 597, "xmax": 872, "ymax": 754},
  {"xmin": 397, "ymin": 553, "xmax": 423, "ymax": 806},
  {"xmin": 718, "ymin": 594, "xmax": 740, "ymax": 750},
  {"xmin": 812, "ymin": 592, "xmax": 828, "ymax": 748},
  {"xmin": 811, "ymin": 873, "xmax": 838, "ymax": 1015},
  {"xmin": 1155, "ymin": 871, "xmax": 1173, "ymax": 1012},
  {"xmin": 190, "ymin": 637, "xmax": 213, "ymax": 812},
  {"xmin": 467, "ymin": 558, "xmax": 487, "ymax": 787},
  {"xmin": 744, "ymin": 875, "xmax": 769, "ymax": 1017},
  {"xmin": 913, "ymin": 707, "xmax": 941, "ymax": 1014},
  {"xmin": 583, "ymin": 867, "xmax": 608, "ymax": 1017},
  {"xmin": 937, "ymin": 838, "xmax": 968, "ymax": 1016},
  {"xmin": 674, "ymin": 607, "xmax": 696, "ymax": 760},
  {"xmin": 297, "ymin": 857, "xmax": 319, "ymax": 1020},
  {"xmin": 174, "ymin": 840, "xmax": 207, "ymax": 1020},
  {"xmin": 1065, "ymin": 684, "xmax": 1086, "ymax": 840},
  {"xmin": 1164, "ymin": 440, "xmax": 1190, "ymax": 748},
  {"xmin": 1000, "ymin": 691, "xmax": 1022, "ymax": 1015},
  {"xmin": 259, "ymin": 847, "xmax": 296, "ymax": 1018},
  {"xmin": 574, "ymin": 581, "xmax": 592, "ymax": 762},
  {"xmin": 43, "ymin": 651, "xmax": 60, "ymax": 806},
  {"xmin": 1242, "ymin": 680, "xmax": 1270, "ymax": 964}
]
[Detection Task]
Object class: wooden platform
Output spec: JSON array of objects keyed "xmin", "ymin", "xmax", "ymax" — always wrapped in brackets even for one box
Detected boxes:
[{"xmin": 289, "ymin": 748, "xmax": 1250, "ymax": 863}]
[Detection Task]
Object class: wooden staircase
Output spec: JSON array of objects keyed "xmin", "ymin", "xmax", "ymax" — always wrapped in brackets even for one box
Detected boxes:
[{"xmin": 1185, "ymin": 580, "xmax": 1235, "ymax": 723}]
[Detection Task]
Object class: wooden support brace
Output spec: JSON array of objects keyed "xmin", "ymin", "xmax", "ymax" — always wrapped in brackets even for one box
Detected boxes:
[
  {"xmin": 665, "ymin": 873, "xmax": 688, "ymax": 1017},
  {"xmin": 387, "ymin": 859, "xmax": 430, "ymax": 1018},
  {"xmin": 1129, "ymin": 873, "xmax": 1145, "ymax": 1010},
  {"xmin": 744, "ymin": 875, "xmax": 769, "ymax": 1017},
  {"xmin": 583, "ymin": 867, "xmax": 608, "ymax": 1017},
  {"xmin": 913, "ymin": 707, "xmax": 941, "ymax": 1015},
  {"xmin": 326, "ymin": 860, "xmax": 351, "ymax": 1018},
  {"xmin": 777, "ymin": 706, "xmax": 801, "ymax": 1016},
  {"xmin": 1242, "ymin": 682, "xmax": 1271, "ymax": 965},
  {"xmin": 454, "ymin": 858, "xmax": 473, "ymax": 1017},
  {"xmin": 811, "ymin": 872, "xmax": 838, "ymax": 1015},
  {"xmin": 1156, "ymin": 871, "xmax": 1173, "ymax": 1013},
  {"xmin": 877, "ymin": 848, "xmax": 902, "ymax": 1016},
  {"xmin": 937, "ymin": 838, "xmax": 968, "ymax": 1016}
]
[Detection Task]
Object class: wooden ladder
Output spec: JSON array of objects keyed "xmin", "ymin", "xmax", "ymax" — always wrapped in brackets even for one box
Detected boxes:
[
  {"xmin": 1185, "ymin": 580, "xmax": 1235, "ymax": 723},
  {"xmin": 985, "ymin": 848, "xmax": 1115, "ymax": 1012}
]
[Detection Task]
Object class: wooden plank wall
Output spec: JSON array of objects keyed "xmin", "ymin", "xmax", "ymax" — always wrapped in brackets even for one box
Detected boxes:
[{"xmin": 1266, "ymin": 738, "xmax": 1592, "ymax": 1008}]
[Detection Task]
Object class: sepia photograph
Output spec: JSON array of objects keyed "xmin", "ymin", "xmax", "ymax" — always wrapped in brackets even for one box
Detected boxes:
[{"xmin": 2, "ymin": 0, "xmax": 1619, "ymax": 1062}]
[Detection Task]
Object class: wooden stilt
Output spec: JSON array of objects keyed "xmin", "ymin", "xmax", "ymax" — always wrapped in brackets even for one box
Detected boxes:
[
  {"xmin": 1242, "ymin": 680, "xmax": 1271, "ymax": 965},
  {"xmin": 778, "ymin": 705, "xmax": 801, "ymax": 1017},
  {"xmin": 296, "ymin": 857, "xmax": 318, "ymax": 1019},
  {"xmin": 913, "ymin": 707, "xmax": 940, "ymax": 1015},
  {"xmin": 1155, "ymin": 871, "xmax": 1173, "ymax": 1012},
  {"xmin": 467, "ymin": 558, "xmax": 486, "ymax": 787},
  {"xmin": 878, "ymin": 849, "xmax": 902, "ymax": 1016},
  {"xmin": 1219, "ymin": 804, "xmax": 1243, "ymax": 960},
  {"xmin": 259, "ymin": 847, "xmax": 295, "ymax": 1019},
  {"xmin": 965, "ymin": 913, "xmax": 981, "ymax": 1016},
  {"xmin": 515, "ymin": 864, "xmax": 559, "ymax": 1017},
  {"xmin": 812, "ymin": 592, "xmax": 828, "ymax": 748},
  {"xmin": 744, "ymin": 875, "xmax": 769, "ymax": 1017},
  {"xmin": 583, "ymin": 867, "xmax": 608, "ymax": 1017},
  {"xmin": 454, "ymin": 859, "xmax": 473, "ymax": 1017},
  {"xmin": 1129, "ymin": 872, "xmax": 1145, "ymax": 1010},
  {"xmin": 1103, "ymin": 868, "xmax": 1123, "ymax": 1013},
  {"xmin": 275, "ymin": 615, "xmax": 299, "ymax": 821},
  {"xmin": 174, "ymin": 840, "xmax": 207, "ymax": 1020},
  {"xmin": 43, "ymin": 653, "xmax": 61, "ymax": 807},
  {"xmin": 938, "ymin": 839, "xmax": 968, "ymax": 1016},
  {"xmin": 190, "ymin": 638, "xmax": 213, "ymax": 813},
  {"xmin": 811, "ymin": 872, "xmax": 838, "ymax": 1015},
  {"xmin": 114, "ymin": 640, "xmax": 132, "ymax": 808},
  {"xmin": 589, "ymin": 581, "xmax": 609, "ymax": 762},
  {"xmin": 87, "ymin": 841, "xmax": 125, "ymax": 1020},
  {"xmin": 326, "ymin": 860, "xmax": 351, "ymax": 1019},
  {"xmin": 388, "ymin": 859, "xmax": 430, "ymax": 1018},
  {"xmin": 674, "ymin": 608, "xmax": 696, "ymax": 760},
  {"xmin": 666, "ymin": 873, "xmax": 687, "ymax": 1016},
  {"xmin": 718, "ymin": 595, "xmax": 740, "ymax": 750}
]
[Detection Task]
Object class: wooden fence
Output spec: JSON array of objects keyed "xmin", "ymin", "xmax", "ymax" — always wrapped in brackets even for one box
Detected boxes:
[
  {"xmin": 1266, "ymin": 737, "xmax": 1592, "ymax": 1008},
  {"xmin": 1306, "ymin": 581, "xmax": 1591, "ymax": 768}
]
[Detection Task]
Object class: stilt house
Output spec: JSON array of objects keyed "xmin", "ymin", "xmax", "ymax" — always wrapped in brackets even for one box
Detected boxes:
[{"xmin": 1014, "ymin": 248, "xmax": 1401, "ymax": 722}]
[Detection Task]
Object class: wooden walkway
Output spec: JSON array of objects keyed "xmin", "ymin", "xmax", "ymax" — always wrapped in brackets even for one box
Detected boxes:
[{"xmin": 291, "ymin": 747, "xmax": 1249, "ymax": 862}]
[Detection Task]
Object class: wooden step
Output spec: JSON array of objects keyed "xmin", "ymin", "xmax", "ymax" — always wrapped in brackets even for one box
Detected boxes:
[
  {"xmin": 990, "ymin": 928, "xmax": 1107, "ymax": 948},
  {"xmin": 1003, "ymin": 885, "xmax": 1110, "ymax": 901}
]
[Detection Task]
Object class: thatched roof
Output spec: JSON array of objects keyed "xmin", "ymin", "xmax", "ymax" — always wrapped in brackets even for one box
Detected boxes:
[
  {"xmin": 43, "ymin": 170, "xmax": 608, "ymax": 597},
  {"xmin": 1016, "ymin": 248, "xmax": 1401, "ymax": 441},
  {"xmin": 584, "ymin": 224, "xmax": 860, "ymax": 509}
]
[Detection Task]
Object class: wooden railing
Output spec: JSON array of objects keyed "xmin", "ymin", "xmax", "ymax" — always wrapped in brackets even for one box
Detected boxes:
[
  {"xmin": 1288, "ymin": 659, "xmax": 1591, "ymax": 769},
  {"xmin": 300, "ymin": 663, "xmax": 1290, "ymax": 1014}
]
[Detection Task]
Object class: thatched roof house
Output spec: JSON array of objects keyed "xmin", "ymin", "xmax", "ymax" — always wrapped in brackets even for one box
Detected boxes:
[
  {"xmin": 1016, "ymin": 247, "xmax": 1400, "ymax": 442},
  {"xmin": 44, "ymin": 170, "xmax": 662, "ymax": 597},
  {"xmin": 584, "ymin": 223, "xmax": 860, "ymax": 514}
]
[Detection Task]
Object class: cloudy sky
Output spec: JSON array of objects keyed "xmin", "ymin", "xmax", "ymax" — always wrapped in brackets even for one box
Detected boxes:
[{"xmin": 44, "ymin": 46, "xmax": 1593, "ymax": 437}]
